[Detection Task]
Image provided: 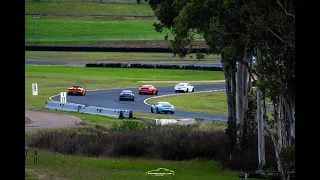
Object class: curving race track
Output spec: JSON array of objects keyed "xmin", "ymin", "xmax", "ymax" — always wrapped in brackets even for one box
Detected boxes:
[{"xmin": 51, "ymin": 84, "xmax": 228, "ymax": 121}]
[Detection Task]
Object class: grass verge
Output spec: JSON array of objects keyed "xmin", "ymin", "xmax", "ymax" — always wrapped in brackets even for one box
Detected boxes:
[
  {"xmin": 25, "ymin": 51, "xmax": 220, "ymax": 62},
  {"xmin": 25, "ymin": 149, "xmax": 241, "ymax": 180},
  {"xmin": 25, "ymin": 2, "xmax": 154, "ymax": 15},
  {"xmin": 25, "ymin": 15, "xmax": 172, "ymax": 45},
  {"xmin": 145, "ymin": 90, "xmax": 274, "ymax": 118},
  {"xmin": 146, "ymin": 91, "xmax": 228, "ymax": 115}
]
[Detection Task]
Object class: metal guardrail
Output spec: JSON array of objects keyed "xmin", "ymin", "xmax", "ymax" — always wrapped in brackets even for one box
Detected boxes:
[
  {"xmin": 79, "ymin": 106, "xmax": 124, "ymax": 119},
  {"xmin": 45, "ymin": 101, "xmax": 132, "ymax": 119},
  {"xmin": 45, "ymin": 101, "xmax": 85, "ymax": 112}
]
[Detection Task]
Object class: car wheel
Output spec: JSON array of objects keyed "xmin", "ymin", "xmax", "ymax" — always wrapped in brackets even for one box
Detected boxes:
[
  {"xmin": 132, "ymin": 98, "xmax": 134, "ymax": 101},
  {"xmin": 175, "ymin": 90, "xmax": 178, "ymax": 93},
  {"xmin": 151, "ymin": 107, "xmax": 154, "ymax": 113},
  {"xmin": 156, "ymin": 107, "xmax": 160, "ymax": 113},
  {"xmin": 192, "ymin": 88, "xmax": 194, "ymax": 92},
  {"xmin": 186, "ymin": 89, "xmax": 188, "ymax": 93},
  {"xmin": 170, "ymin": 111, "xmax": 174, "ymax": 114},
  {"xmin": 155, "ymin": 90, "xmax": 158, "ymax": 95},
  {"xmin": 139, "ymin": 92, "xmax": 142, "ymax": 95}
]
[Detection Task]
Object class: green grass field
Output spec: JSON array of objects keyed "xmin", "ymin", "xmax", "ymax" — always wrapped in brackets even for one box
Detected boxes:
[
  {"xmin": 25, "ymin": 15, "xmax": 172, "ymax": 45},
  {"xmin": 147, "ymin": 92, "xmax": 228, "ymax": 115},
  {"xmin": 25, "ymin": 148, "xmax": 242, "ymax": 180},
  {"xmin": 25, "ymin": 51, "xmax": 220, "ymax": 62},
  {"xmin": 25, "ymin": 2, "xmax": 153, "ymax": 15}
]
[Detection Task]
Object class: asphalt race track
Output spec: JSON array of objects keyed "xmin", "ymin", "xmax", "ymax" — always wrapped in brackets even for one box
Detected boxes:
[
  {"xmin": 27, "ymin": 60, "xmax": 227, "ymax": 120},
  {"xmin": 51, "ymin": 84, "xmax": 228, "ymax": 121}
]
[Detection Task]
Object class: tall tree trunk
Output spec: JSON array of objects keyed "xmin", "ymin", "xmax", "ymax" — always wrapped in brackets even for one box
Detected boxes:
[
  {"xmin": 257, "ymin": 90, "xmax": 266, "ymax": 170},
  {"xmin": 264, "ymin": 95, "xmax": 287, "ymax": 180},
  {"xmin": 223, "ymin": 60, "xmax": 237, "ymax": 121},
  {"xmin": 277, "ymin": 95, "xmax": 286, "ymax": 147},
  {"xmin": 284, "ymin": 95, "xmax": 295, "ymax": 142},
  {"xmin": 237, "ymin": 50, "xmax": 252, "ymax": 152},
  {"xmin": 265, "ymin": 127, "xmax": 287, "ymax": 180},
  {"xmin": 221, "ymin": 57, "xmax": 237, "ymax": 158}
]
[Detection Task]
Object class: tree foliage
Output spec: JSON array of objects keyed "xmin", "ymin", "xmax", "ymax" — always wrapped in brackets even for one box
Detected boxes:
[{"xmin": 144, "ymin": 0, "xmax": 295, "ymax": 179}]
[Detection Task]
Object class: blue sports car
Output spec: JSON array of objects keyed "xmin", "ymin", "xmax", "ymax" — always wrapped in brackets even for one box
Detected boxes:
[{"xmin": 151, "ymin": 101, "xmax": 175, "ymax": 114}]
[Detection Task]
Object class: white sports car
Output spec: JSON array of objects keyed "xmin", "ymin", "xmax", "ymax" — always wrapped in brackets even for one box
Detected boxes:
[{"xmin": 174, "ymin": 83, "xmax": 194, "ymax": 93}]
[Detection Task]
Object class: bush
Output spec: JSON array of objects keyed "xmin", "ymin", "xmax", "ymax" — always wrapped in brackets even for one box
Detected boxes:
[
  {"xmin": 26, "ymin": 125, "xmax": 277, "ymax": 171},
  {"xmin": 111, "ymin": 120, "xmax": 148, "ymax": 132},
  {"xmin": 282, "ymin": 145, "xmax": 295, "ymax": 171}
]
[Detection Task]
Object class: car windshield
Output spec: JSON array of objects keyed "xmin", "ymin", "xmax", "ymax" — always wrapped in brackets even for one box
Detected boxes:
[
  {"xmin": 142, "ymin": 86, "xmax": 151, "ymax": 88},
  {"xmin": 122, "ymin": 90, "xmax": 132, "ymax": 94},
  {"xmin": 178, "ymin": 84, "xmax": 186, "ymax": 86},
  {"xmin": 72, "ymin": 86, "xmax": 81, "ymax": 88},
  {"xmin": 161, "ymin": 102, "xmax": 171, "ymax": 106}
]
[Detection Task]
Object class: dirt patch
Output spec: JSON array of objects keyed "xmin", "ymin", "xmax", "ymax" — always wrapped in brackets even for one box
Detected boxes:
[
  {"xmin": 25, "ymin": 110, "xmax": 82, "ymax": 131},
  {"xmin": 25, "ymin": 117, "xmax": 31, "ymax": 124},
  {"xmin": 25, "ymin": 168, "xmax": 69, "ymax": 180}
]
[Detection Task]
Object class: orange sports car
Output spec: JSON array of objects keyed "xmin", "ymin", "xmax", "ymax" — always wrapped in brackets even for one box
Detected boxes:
[
  {"xmin": 138, "ymin": 85, "xmax": 158, "ymax": 95},
  {"xmin": 67, "ymin": 86, "xmax": 86, "ymax": 96}
]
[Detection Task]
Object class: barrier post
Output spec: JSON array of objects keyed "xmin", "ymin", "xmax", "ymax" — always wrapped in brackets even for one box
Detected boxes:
[
  {"xmin": 25, "ymin": 147, "xmax": 28, "ymax": 165},
  {"xmin": 34, "ymin": 148, "xmax": 38, "ymax": 164}
]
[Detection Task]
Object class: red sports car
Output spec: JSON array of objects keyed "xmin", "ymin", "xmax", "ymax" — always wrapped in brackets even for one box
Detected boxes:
[{"xmin": 138, "ymin": 85, "xmax": 158, "ymax": 95}]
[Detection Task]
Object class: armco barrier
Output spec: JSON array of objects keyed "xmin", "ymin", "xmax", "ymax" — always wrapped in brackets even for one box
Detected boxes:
[
  {"xmin": 122, "ymin": 110, "xmax": 133, "ymax": 118},
  {"xmin": 45, "ymin": 101, "xmax": 133, "ymax": 119},
  {"xmin": 61, "ymin": 103, "xmax": 86, "ymax": 112},
  {"xmin": 86, "ymin": 63, "xmax": 223, "ymax": 71},
  {"xmin": 79, "ymin": 106, "xmax": 124, "ymax": 119},
  {"xmin": 45, "ymin": 101, "xmax": 85, "ymax": 112},
  {"xmin": 45, "ymin": 101, "xmax": 65, "ymax": 111}
]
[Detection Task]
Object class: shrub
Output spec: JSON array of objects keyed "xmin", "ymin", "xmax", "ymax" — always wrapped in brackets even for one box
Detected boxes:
[
  {"xmin": 111, "ymin": 120, "xmax": 148, "ymax": 132},
  {"xmin": 26, "ymin": 125, "xmax": 278, "ymax": 171},
  {"xmin": 282, "ymin": 145, "xmax": 295, "ymax": 171}
]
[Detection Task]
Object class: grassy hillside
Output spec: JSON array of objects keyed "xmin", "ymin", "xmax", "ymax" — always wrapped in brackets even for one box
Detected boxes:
[
  {"xmin": 25, "ymin": 15, "xmax": 172, "ymax": 45},
  {"xmin": 25, "ymin": 2, "xmax": 153, "ymax": 15}
]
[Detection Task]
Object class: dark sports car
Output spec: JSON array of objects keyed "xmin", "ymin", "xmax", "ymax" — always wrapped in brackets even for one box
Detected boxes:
[{"xmin": 119, "ymin": 90, "xmax": 135, "ymax": 101}]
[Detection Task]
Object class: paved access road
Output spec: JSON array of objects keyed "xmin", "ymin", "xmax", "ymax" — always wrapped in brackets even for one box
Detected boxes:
[{"xmin": 51, "ymin": 84, "xmax": 228, "ymax": 121}]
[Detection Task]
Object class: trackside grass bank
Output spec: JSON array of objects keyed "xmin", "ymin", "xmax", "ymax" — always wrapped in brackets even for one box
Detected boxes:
[
  {"xmin": 25, "ymin": 2, "xmax": 154, "ymax": 15},
  {"xmin": 25, "ymin": 149, "xmax": 242, "ymax": 180},
  {"xmin": 146, "ymin": 91, "xmax": 228, "ymax": 115},
  {"xmin": 25, "ymin": 15, "xmax": 172, "ymax": 45},
  {"xmin": 25, "ymin": 125, "xmax": 274, "ymax": 179},
  {"xmin": 25, "ymin": 51, "xmax": 221, "ymax": 62}
]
